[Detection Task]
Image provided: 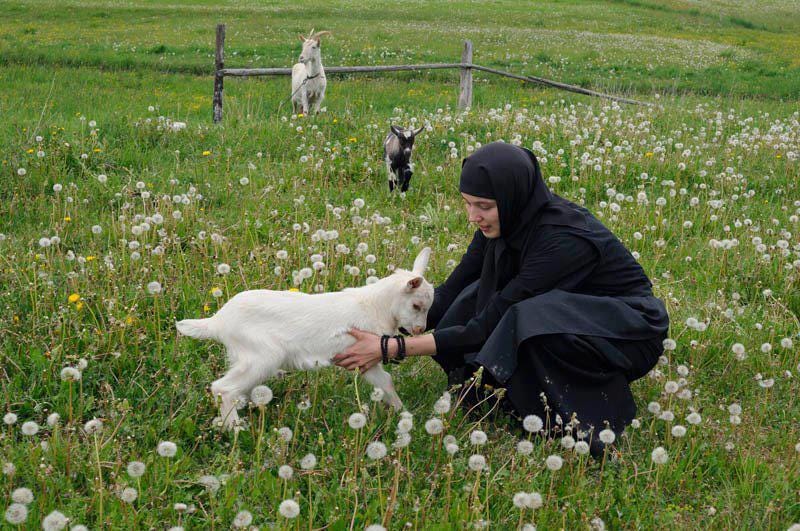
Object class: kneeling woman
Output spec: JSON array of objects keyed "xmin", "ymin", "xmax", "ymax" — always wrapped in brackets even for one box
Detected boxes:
[{"xmin": 334, "ymin": 142, "xmax": 669, "ymax": 456}]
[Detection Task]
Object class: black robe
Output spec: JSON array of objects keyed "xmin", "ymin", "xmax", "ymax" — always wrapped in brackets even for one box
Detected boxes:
[{"xmin": 427, "ymin": 142, "xmax": 669, "ymax": 456}]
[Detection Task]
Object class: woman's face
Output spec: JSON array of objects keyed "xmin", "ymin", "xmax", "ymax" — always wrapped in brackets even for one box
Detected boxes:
[{"xmin": 461, "ymin": 192, "xmax": 500, "ymax": 238}]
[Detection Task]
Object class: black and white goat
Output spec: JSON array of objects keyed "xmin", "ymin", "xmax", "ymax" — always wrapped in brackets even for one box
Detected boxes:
[{"xmin": 383, "ymin": 125, "xmax": 424, "ymax": 192}]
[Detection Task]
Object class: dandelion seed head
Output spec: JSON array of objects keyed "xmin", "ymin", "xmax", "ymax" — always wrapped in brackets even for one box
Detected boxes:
[
  {"xmin": 522, "ymin": 414, "xmax": 543, "ymax": 433},
  {"xmin": 516, "ymin": 440, "xmax": 534, "ymax": 455},
  {"xmin": 127, "ymin": 461, "xmax": 146, "ymax": 478},
  {"xmin": 433, "ymin": 397, "xmax": 451, "ymax": 414},
  {"xmin": 651, "ymin": 446, "xmax": 669, "ymax": 465},
  {"xmin": 370, "ymin": 388, "xmax": 385, "ymax": 402},
  {"xmin": 42, "ymin": 510, "xmax": 68, "ymax": 531},
  {"xmin": 198, "ymin": 475, "xmax": 220, "ymax": 493},
  {"xmin": 393, "ymin": 432, "xmax": 412, "ymax": 449},
  {"xmin": 468, "ymin": 454, "xmax": 486, "ymax": 472},
  {"xmin": 250, "ymin": 385, "xmax": 273, "ymax": 406},
  {"xmin": 469, "ymin": 430, "xmax": 488, "ymax": 446},
  {"xmin": 4, "ymin": 503, "xmax": 28, "ymax": 525},
  {"xmin": 119, "ymin": 487, "xmax": 138, "ymax": 503},
  {"xmin": 279, "ymin": 499, "xmax": 300, "ymax": 519},
  {"xmin": 574, "ymin": 440, "xmax": 590, "ymax": 455},
  {"xmin": 21, "ymin": 421, "xmax": 39, "ymax": 436},
  {"xmin": 424, "ymin": 418, "xmax": 444, "ymax": 435},
  {"xmin": 278, "ymin": 464, "xmax": 294, "ymax": 480},
  {"xmin": 157, "ymin": 441, "xmax": 177, "ymax": 457},
  {"xmin": 300, "ymin": 453, "xmax": 317, "ymax": 470},
  {"xmin": 83, "ymin": 418, "xmax": 103, "ymax": 435},
  {"xmin": 232, "ymin": 510, "xmax": 252, "ymax": 528},
  {"xmin": 348, "ymin": 413, "xmax": 367, "ymax": 430},
  {"xmin": 366, "ymin": 441, "xmax": 387, "ymax": 460},
  {"xmin": 397, "ymin": 417, "xmax": 413, "ymax": 433},
  {"xmin": 545, "ymin": 454, "xmax": 563, "ymax": 471},
  {"xmin": 599, "ymin": 429, "xmax": 615, "ymax": 445},
  {"xmin": 60, "ymin": 367, "xmax": 81, "ymax": 382},
  {"xmin": 11, "ymin": 487, "xmax": 33, "ymax": 505},
  {"xmin": 277, "ymin": 427, "xmax": 293, "ymax": 441},
  {"xmin": 590, "ymin": 517, "xmax": 606, "ymax": 531},
  {"xmin": 513, "ymin": 492, "xmax": 530, "ymax": 509}
]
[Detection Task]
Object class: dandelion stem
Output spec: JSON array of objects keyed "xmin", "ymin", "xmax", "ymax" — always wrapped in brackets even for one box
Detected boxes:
[{"xmin": 94, "ymin": 433, "xmax": 104, "ymax": 528}]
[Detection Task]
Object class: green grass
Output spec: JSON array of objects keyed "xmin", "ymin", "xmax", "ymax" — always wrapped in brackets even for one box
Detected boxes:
[{"xmin": 1, "ymin": 1, "xmax": 800, "ymax": 529}]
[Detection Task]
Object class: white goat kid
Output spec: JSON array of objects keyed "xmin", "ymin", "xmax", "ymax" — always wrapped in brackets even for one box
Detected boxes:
[
  {"xmin": 291, "ymin": 29, "xmax": 331, "ymax": 115},
  {"xmin": 176, "ymin": 248, "xmax": 434, "ymax": 429}
]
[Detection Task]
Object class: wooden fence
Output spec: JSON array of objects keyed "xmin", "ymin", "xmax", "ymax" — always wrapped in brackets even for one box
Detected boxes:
[{"xmin": 212, "ymin": 24, "xmax": 649, "ymax": 123}]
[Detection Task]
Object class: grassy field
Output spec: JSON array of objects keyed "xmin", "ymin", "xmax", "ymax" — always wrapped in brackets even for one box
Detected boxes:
[{"xmin": 1, "ymin": 0, "xmax": 800, "ymax": 529}]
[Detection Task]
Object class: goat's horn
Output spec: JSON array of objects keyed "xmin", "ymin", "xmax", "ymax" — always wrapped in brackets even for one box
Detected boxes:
[{"xmin": 313, "ymin": 30, "xmax": 332, "ymax": 39}]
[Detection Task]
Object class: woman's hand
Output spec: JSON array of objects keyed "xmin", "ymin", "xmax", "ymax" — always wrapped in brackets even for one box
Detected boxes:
[{"xmin": 332, "ymin": 328, "xmax": 383, "ymax": 373}]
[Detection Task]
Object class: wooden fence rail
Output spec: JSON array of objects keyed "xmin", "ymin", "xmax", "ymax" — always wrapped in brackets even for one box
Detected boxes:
[{"xmin": 212, "ymin": 24, "xmax": 649, "ymax": 123}]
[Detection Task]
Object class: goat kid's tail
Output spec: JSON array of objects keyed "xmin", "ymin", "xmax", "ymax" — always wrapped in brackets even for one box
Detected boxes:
[{"xmin": 175, "ymin": 318, "xmax": 217, "ymax": 340}]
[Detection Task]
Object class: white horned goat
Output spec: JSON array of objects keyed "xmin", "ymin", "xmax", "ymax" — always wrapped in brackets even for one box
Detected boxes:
[
  {"xmin": 384, "ymin": 125, "xmax": 424, "ymax": 192},
  {"xmin": 176, "ymin": 247, "xmax": 434, "ymax": 429},
  {"xmin": 291, "ymin": 29, "xmax": 331, "ymax": 115}
]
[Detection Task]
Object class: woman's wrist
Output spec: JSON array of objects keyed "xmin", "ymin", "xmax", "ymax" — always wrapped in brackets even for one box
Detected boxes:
[
  {"xmin": 404, "ymin": 334, "xmax": 437, "ymax": 357},
  {"xmin": 386, "ymin": 337, "xmax": 399, "ymax": 360}
]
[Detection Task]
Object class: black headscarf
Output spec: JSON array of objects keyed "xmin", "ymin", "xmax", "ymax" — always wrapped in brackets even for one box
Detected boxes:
[{"xmin": 459, "ymin": 142, "xmax": 554, "ymax": 310}]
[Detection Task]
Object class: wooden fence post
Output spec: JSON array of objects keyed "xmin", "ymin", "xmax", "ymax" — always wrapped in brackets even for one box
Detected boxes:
[
  {"xmin": 458, "ymin": 40, "xmax": 473, "ymax": 110},
  {"xmin": 213, "ymin": 24, "xmax": 226, "ymax": 123}
]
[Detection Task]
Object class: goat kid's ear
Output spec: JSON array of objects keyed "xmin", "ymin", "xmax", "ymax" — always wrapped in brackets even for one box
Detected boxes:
[
  {"xmin": 413, "ymin": 126, "xmax": 425, "ymax": 136},
  {"xmin": 406, "ymin": 276, "xmax": 423, "ymax": 292},
  {"xmin": 390, "ymin": 125, "xmax": 403, "ymax": 137},
  {"xmin": 412, "ymin": 246, "xmax": 431, "ymax": 275}
]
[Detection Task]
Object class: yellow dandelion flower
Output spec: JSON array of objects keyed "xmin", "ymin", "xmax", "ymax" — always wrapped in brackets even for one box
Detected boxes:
[
  {"xmin": 645, "ymin": 152, "xmax": 654, "ymax": 157},
  {"xmin": 86, "ymin": 256, "xmax": 96, "ymax": 261},
  {"xmin": 75, "ymin": 302, "xmax": 84, "ymax": 310},
  {"xmin": 13, "ymin": 315, "xmax": 20, "ymax": 323},
  {"xmin": 125, "ymin": 315, "xmax": 134, "ymax": 325},
  {"xmin": 202, "ymin": 150, "xmax": 211, "ymax": 156},
  {"xmin": 26, "ymin": 148, "xmax": 34, "ymax": 154},
  {"xmin": 68, "ymin": 293, "xmax": 80, "ymax": 303},
  {"xmin": 332, "ymin": 118, "xmax": 338, "ymax": 124},
  {"xmin": 289, "ymin": 288, "xmax": 300, "ymax": 292},
  {"xmin": 776, "ymin": 154, "xmax": 782, "ymax": 158},
  {"xmin": 349, "ymin": 137, "xmax": 357, "ymax": 143},
  {"xmin": 203, "ymin": 304, "xmax": 211, "ymax": 313},
  {"xmin": 64, "ymin": 216, "xmax": 71, "ymax": 222},
  {"xmin": 93, "ymin": 148, "xmax": 101, "ymax": 153}
]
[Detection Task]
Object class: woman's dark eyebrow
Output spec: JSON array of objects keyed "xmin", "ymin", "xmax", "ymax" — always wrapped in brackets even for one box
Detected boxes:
[{"xmin": 464, "ymin": 199, "xmax": 495, "ymax": 206}]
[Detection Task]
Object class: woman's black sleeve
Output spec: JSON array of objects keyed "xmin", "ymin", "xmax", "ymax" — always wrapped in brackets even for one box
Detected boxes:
[
  {"xmin": 432, "ymin": 231, "xmax": 598, "ymax": 357},
  {"xmin": 425, "ymin": 230, "xmax": 486, "ymax": 330}
]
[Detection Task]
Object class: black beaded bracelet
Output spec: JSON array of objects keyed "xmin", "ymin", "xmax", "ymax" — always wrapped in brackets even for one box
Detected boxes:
[
  {"xmin": 380, "ymin": 334, "xmax": 390, "ymax": 365},
  {"xmin": 392, "ymin": 334, "xmax": 407, "ymax": 363}
]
